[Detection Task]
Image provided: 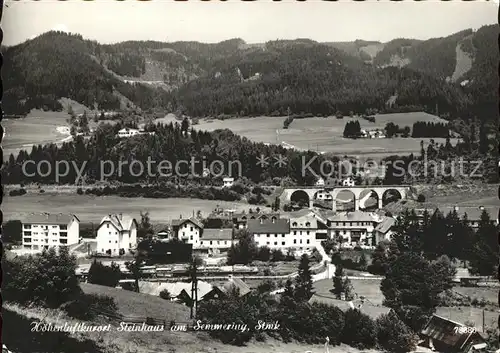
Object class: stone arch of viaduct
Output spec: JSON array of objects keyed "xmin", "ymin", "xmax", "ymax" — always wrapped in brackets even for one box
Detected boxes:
[{"xmin": 282, "ymin": 186, "xmax": 411, "ymax": 212}]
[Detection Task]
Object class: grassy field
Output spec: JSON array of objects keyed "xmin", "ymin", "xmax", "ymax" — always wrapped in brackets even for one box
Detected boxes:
[
  {"xmin": 3, "ymin": 98, "xmax": 98, "ymax": 157},
  {"xmin": 155, "ymin": 112, "xmax": 456, "ymax": 158},
  {"xmin": 313, "ymin": 278, "xmax": 498, "ymax": 332},
  {"xmin": 81, "ymin": 282, "xmax": 190, "ymax": 322},
  {"xmin": 2, "ymin": 193, "xmax": 250, "ymax": 223},
  {"xmin": 6, "ymin": 109, "xmax": 457, "ymax": 159}
]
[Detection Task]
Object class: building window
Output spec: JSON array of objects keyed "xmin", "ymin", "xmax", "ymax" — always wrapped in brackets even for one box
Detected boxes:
[
  {"xmin": 23, "ymin": 231, "xmax": 32, "ymax": 236},
  {"xmin": 282, "ymin": 234, "xmax": 285, "ymax": 237},
  {"xmin": 107, "ymin": 224, "xmax": 109, "ymax": 228},
  {"xmin": 294, "ymin": 239, "xmax": 297, "ymax": 244},
  {"xmin": 109, "ymin": 240, "xmax": 111, "ymax": 243},
  {"xmin": 307, "ymin": 231, "xmax": 310, "ymax": 235},
  {"xmin": 282, "ymin": 241, "xmax": 285, "ymax": 246},
  {"xmin": 267, "ymin": 233, "xmax": 270, "ymax": 237},
  {"xmin": 190, "ymin": 227, "xmax": 193, "ymax": 231},
  {"xmin": 293, "ymin": 231, "xmax": 297, "ymax": 235},
  {"xmin": 60, "ymin": 225, "xmax": 67, "ymax": 230},
  {"xmin": 267, "ymin": 242, "xmax": 270, "ymax": 245},
  {"xmin": 305, "ymin": 222, "xmax": 310, "ymax": 227},
  {"xmin": 274, "ymin": 242, "xmax": 277, "ymax": 245},
  {"xmin": 307, "ymin": 239, "xmax": 310, "ymax": 244}
]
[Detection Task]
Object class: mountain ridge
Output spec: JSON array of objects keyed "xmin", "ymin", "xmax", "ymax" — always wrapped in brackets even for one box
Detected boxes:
[{"xmin": 2, "ymin": 25, "xmax": 497, "ymax": 120}]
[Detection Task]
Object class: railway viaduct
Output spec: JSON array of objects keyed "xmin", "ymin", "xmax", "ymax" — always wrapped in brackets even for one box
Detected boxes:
[{"xmin": 280, "ymin": 185, "xmax": 413, "ymax": 212}]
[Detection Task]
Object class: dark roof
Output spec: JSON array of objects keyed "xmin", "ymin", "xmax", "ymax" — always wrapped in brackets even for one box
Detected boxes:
[
  {"xmin": 202, "ymin": 228, "xmax": 233, "ymax": 241},
  {"xmin": 233, "ymin": 212, "xmax": 280, "ymax": 222},
  {"xmin": 308, "ymin": 295, "xmax": 391, "ymax": 320},
  {"xmin": 171, "ymin": 217, "xmax": 204, "ymax": 229},
  {"xmin": 328, "ymin": 211, "xmax": 378, "ymax": 223},
  {"xmin": 248, "ymin": 218, "xmax": 290, "ymax": 234},
  {"xmin": 375, "ymin": 217, "xmax": 395, "ymax": 234},
  {"xmin": 421, "ymin": 314, "xmax": 485, "ymax": 349},
  {"xmin": 21, "ymin": 213, "xmax": 78, "ymax": 225},
  {"xmin": 97, "ymin": 214, "xmax": 137, "ymax": 232}
]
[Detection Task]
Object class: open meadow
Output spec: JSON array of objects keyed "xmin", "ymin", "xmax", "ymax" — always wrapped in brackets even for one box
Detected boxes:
[
  {"xmin": 313, "ymin": 278, "xmax": 498, "ymax": 333},
  {"xmin": 2, "ymin": 193, "xmax": 249, "ymax": 223},
  {"xmin": 156, "ymin": 112, "xmax": 457, "ymax": 158}
]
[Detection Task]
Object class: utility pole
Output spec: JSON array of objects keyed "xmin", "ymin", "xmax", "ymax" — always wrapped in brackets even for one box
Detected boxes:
[{"xmin": 190, "ymin": 257, "xmax": 198, "ymax": 319}]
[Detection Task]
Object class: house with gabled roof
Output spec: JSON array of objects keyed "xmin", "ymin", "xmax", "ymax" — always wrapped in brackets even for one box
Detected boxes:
[
  {"xmin": 248, "ymin": 217, "xmax": 290, "ymax": 250},
  {"xmin": 199, "ymin": 228, "xmax": 237, "ymax": 251},
  {"xmin": 420, "ymin": 314, "xmax": 488, "ymax": 353},
  {"xmin": 96, "ymin": 213, "xmax": 138, "ymax": 256},
  {"xmin": 204, "ymin": 275, "xmax": 252, "ymax": 300},
  {"xmin": 171, "ymin": 217, "xmax": 204, "ymax": 248}
]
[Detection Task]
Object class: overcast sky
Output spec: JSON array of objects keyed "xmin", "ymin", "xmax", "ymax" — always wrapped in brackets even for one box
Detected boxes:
[{"xmin": 2, "ymin": 0, "xmax": 498, "ymax": 46}]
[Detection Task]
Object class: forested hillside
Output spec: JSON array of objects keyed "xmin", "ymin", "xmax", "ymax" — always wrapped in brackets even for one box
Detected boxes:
[
  {"xmin": 2, "ymin": 32, "xmax": 169, "ymax": 116},
  {"xmin": 167, "ymin": 40, "xmax": 471, "ymax": 118},
  {"xmin": 2, "ymin": 25, "xmax": 497, "ymax": 122}
]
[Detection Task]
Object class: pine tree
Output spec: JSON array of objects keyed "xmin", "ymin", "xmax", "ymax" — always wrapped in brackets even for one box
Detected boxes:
[
  {"xmin": 333, "ymin": 264, "xmax": 345, "ymax": 299},
  {"xmin": 295, "ymin": 254, "xmax": 314, "ymax": 301}
]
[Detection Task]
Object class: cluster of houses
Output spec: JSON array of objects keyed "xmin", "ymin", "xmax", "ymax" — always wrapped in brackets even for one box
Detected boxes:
[
  {"xmin": 117, "ymin": 127, "xmax": 155, "ymax": 138},
  {"xmin": 19, "ymin": 203, "xmax": 497, "ymax": 258},
  {"xmin": 360, "ymin": 129, "xmax": 386, "ymax": 139}
]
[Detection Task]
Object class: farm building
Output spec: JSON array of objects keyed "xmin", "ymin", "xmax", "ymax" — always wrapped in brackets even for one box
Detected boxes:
[{"xmin": 420, "ymin": 314, "xmax": 488, "ymax": 353}]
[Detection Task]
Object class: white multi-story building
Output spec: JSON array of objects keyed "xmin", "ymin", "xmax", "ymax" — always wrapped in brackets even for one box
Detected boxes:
[
  {"xmin": 286, "ymin": 209, "xmax": 329, "ymax": 251},
  {"xmin": 223, "ymin": 177, "xmax": 234, "ymax": 188},
  {"xmin": 117, "ymin": 128, "xmax": 140, "ymax": 138},
  {"xmin": 172, "ymin": 217, "xmax": 204, "ymax": 248},
  {"xmin": 327, "ymin": 211, "xmax": 383, "ymax": 247},
  {"xmin": 96, "ymin": 214, "xmax": 138, "ymax": 256},
  {"xmin": 199, "ymin": 228, "xmax": 237, "ymax": 251},
  {"xmin": 248, "ymin": 218, "xmax": 291, "ymax": 250},
  {"xmin": 21, "ymin": 213, "xmax": 80, "ymax": 251}
]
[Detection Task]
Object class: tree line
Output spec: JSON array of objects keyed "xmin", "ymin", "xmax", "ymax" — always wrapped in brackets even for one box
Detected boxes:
[{"xmin": 411, "ymin": 121, "xmax": 449, "ymax": 138}]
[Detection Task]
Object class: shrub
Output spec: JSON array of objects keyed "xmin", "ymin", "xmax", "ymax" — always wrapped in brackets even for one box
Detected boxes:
[
  {"xmin": 376, "ymin": 311, "xmax": 419, "ymax": 353},
  {"xmin": 160, "ymin": 289, "xmax": 172, "ymax": 300},
  {"xmin": 3, "ymin": 247, "xmax": 80, "ymax": 308},
  {"xmin": 271, "ymin": 249, "xmax": 286, "ymax": 262},
  {"xmin": 87, "ymin": 260, "xmax": 121, "ymax": 287},
  {"xmin": 417, "ymin": 194, "xmax": 426, "ymax": 203},
  {"xmin": 9, "ymin": 188, "xmax": 27, "ymax": 197},
  {"xmin": 77, "ymin": 188, "xmax": 84, "ymax": 195},
  {"xmin": 62, "ymin": 293, "xmax": 117, "ymax": 320},
  {"xmin": 341, "ymin": 309, "xmax": 377, "ymax": 349}
]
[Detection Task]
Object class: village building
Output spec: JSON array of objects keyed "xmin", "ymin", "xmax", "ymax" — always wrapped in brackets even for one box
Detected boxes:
[
  {"xmin": 373, "ymin": 217, "xmax": 396, "ymax": 244},
  {"xmin": 222, "ymin": 177, "xmax": 235, "ymax": 188},
  {"xmin": 96, "ymin": 214, "xmax": 138, "ymax": 256},
  {"xmin": 327, "ymin": 211, "xmax": 385, "ymax": 248},
  {"xmin": 21, "ymin": 213, "xmax": 80, "ymax": 251},
  {"xmin": 232, "ymin": 212, "xmax": 281, "ymax": 229},
  {"xmin": 199, "ymin": 228, "xmax": 237, "ymax": 252},
  {"xmin": 117, "ymin": 127, "xmax": 140, "ymax": 138},
  {"xmin": 420, "ymin": 315, "xmax": 488, "ymax": 353},
  {"xmin": 282, "ymin": 209, "xmax": 329, "ymax": 250},
  {"xmin": 171, "ymin": 217, "xmax": 204, "ymax": 248},
  {"xmin": 248, "ymin": 218, "xmax": 291, "ymax": 250},
  {"xmin": 205, "ymin": 275, "xmax": 251, "ymax": 300}
]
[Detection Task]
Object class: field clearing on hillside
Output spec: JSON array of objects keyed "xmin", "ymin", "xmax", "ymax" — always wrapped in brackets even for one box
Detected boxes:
[
  {"xmin": 314, "ymin": 278, "xmax": 385, "ymax": 305},
  {"xmin": 3, "ymin": 98, "xmax": 97, "ymax": 157},
  {"xmin": 2, "ymin": 193, "xmax": 249, "ymax": 223},
  {"xmin": 157, "ymin": 112, "xmax": 456, "ymax": 158}
]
